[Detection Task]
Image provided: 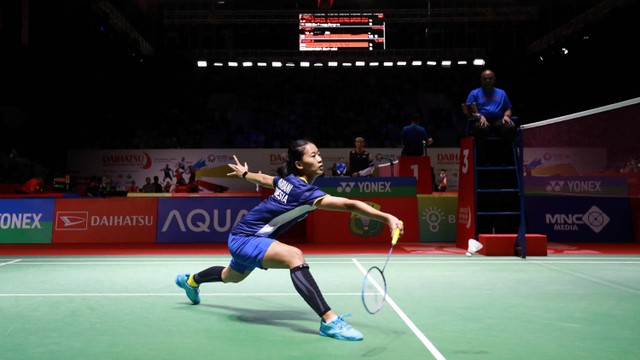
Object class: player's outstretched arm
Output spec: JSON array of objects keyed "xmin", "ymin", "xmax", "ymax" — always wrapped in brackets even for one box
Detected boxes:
[
  {"xmin": 316, "ymin": 196, "xmax": 404, "ymax": 237},
  {"xmin": 227, "ymin": 155, "xmax": 275, "ymax": 189}
]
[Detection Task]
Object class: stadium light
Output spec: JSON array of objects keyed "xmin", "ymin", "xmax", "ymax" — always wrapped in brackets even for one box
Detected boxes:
[
  {"xmin": 203, "ymin": 57, "xmax": 486, "ymax": 69},
  {"xmin": 473, "ymin": 58, "xmax": 485, "ymax": 66}
]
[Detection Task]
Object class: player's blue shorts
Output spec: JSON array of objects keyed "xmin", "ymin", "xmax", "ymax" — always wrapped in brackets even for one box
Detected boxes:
[{"xmin": 227, "ymin": 234, "xmax": 276, "ymax": 273}]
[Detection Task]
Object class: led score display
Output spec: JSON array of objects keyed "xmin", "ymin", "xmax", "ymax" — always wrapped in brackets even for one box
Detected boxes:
[{"xmin": 299, "ymin": 12, "xmax": 385, "ymax": 51}]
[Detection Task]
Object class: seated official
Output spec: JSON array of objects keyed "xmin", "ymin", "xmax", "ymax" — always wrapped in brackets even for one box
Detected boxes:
[
  {"xmin": 332, "ymin": 157, "xmax": 347, "ymax": 176},
  {"xmin": 347, "ymin": 137, "xmax": 375, "ymax": 177}
]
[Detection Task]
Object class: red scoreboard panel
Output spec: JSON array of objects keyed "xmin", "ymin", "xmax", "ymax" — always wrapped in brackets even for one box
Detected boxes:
[{"xmin": 299, "ymin": 12, "xmax": 385, "ymax": 51}]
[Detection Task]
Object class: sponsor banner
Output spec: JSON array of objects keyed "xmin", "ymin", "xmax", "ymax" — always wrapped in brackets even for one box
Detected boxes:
[
  {"xmin": 417, "ymin": 194, "xmax": 458, "ymax": 242},
  {"xmin": 67, "ymin": 148, "xmax": 404, "ymax": 193},
  {"xmin": 307, "ymin": 197, "xmax": 419, "ymax": 244},
  {"xmin": 68, "ymin": 148, "xmax": 464, "ymax": 193},
  {"xmin": 157, "ymin": 196, "xmax": 262, "ymax": 243},
  {"xmin": 0, "ymin": 199, "xmax": 55, "ymax": 244},
  {"xmin": 523, "ymin": 147, "xmax": 606, "ymax": 176},
  {"xmin": 314, "ymin": 177, "xmax": 416, "ymax": 197},
  {"xmin": 428, "ymin": 148, "xmax": 461, "ymax": 190},
  {"xmin": 524, "ymin": 176, "xmax": 628, "ymax": 197},
  {"xmin": 525, "ymin": 196, "xmax": 633, "ymax": 242},
  {"xmin": 52, "ymin": 198, "xmax": 157, "ymax": 243}
]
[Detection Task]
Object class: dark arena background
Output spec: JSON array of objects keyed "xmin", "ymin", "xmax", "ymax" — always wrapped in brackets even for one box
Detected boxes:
[
  {"xmin": 2, "ymin": 3, "xmax": 640, "ymax": 359},
  {"xmin": 1, "ymin": 0, "xmax": 639, "ymax": 177}
]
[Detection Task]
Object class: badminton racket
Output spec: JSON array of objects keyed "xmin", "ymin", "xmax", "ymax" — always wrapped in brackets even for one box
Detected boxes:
[{"xmin": 361, "ymin": 223, "xmax": 402, "ymax": 314}]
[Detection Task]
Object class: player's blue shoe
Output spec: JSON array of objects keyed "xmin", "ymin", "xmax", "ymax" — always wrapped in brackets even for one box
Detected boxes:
[
  {"xmin": 175, "ymin": 273, "xmax": 200, "ymax": 305},
  {"xmin": 319, "ymin": 314, "xmax": 363, "ymax": 341}
]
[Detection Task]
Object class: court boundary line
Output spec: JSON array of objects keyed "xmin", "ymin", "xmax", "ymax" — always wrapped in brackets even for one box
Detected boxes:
[{"xmin": 352, "ymin": 258, "xmax": 446, "ymax": 360}]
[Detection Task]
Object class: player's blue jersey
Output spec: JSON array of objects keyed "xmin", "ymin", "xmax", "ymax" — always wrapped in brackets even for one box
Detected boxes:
[{"xmin": 231, "ymin": 174, "xmax": 328, "ymax": 239}]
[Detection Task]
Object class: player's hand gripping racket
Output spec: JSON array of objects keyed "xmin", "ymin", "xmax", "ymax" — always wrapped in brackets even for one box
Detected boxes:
[{"xmin": 361, "ymin": 224, "xmax": 402, "ymax": 314}]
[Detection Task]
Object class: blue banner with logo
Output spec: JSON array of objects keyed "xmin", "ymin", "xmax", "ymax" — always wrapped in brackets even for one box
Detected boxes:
[
  {"xmin": 0, "ymin": 199, "xmax": 55, "ymax": 244},
  {"xmin": 525, "ymin": 196, "xmax": 632, "ymax": 242},
  {"xmin": 524, "ymin": 176, "xmax": 629, "ymax": 197},
  {"xmin": 524, "ymin": 176, "xmax": 632, "ymax": 241},
  {"xmin": 314, "ymin": 177, "xmax": 416, "ymax": 197},
  {"xmin": 157, "ymin": 196, "xmax": 261, "ymax": 243}
]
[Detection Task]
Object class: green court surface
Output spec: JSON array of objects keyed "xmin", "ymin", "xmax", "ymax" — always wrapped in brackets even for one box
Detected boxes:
[{"xmin": 1, "ymin": 254, "xmax": 639, "ymax": 360}]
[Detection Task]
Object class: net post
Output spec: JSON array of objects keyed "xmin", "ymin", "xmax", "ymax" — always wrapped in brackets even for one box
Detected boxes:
[{"xmin": 514, "ymin": 126, "xmax": 527, "ymax": 259}]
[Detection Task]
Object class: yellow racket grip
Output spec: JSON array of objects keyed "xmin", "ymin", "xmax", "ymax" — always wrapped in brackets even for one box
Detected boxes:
[{"xmin": 391, "ymin": 221, "xmax": 402, "ymax": 245}]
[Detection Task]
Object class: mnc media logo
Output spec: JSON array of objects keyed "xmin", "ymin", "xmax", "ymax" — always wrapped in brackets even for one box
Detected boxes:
[{"xmin": 545, "ymin": 205, "xmax": 610, "ymax": 233}]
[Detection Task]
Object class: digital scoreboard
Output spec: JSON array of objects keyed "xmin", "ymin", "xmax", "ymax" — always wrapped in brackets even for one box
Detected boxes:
[{"xmin": 299, "ymin": 12, "xmax": 385, "ymax": 51}]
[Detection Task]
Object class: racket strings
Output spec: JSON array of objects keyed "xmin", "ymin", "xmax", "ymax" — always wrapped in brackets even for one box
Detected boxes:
[
  {"xmin": 361, "ymin": 225, "xmax": 400, "ymax": 315},
  {"xmin": 362, "ymin": 266, "xmax": 387, "ymax": 314}
]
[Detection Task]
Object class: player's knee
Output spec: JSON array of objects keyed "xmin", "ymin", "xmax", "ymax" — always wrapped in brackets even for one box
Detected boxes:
[
  {"xmin": 288, "ymin": 247, "xmax": 305, "ymax": 266},
  {"xmin": 223, "ymin": 267, "xmax": 248, "ymax": 283}
]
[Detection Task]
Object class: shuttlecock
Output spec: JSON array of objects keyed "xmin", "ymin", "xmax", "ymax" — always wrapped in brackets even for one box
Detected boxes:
[{"xmin": 466, "ymin": 238, "xmax": 483, "ymax": 256}]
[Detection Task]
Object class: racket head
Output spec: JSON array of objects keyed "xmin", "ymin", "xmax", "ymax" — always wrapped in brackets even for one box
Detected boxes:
[{"xmin": 361, "ymin": 265, "xmax": 387, "ymax": 314}]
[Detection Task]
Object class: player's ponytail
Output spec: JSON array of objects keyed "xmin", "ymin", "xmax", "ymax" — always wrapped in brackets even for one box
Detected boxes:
[{"xmin": 277, "ymin": 139, "xmax": 311, "ymax": 177}]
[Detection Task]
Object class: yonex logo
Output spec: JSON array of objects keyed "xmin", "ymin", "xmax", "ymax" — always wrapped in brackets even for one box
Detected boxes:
[
  {"xmin": 336, "ymin": 181, "xmax": 392, "ymax": 193},
  {"xmin": 55, "ymin": 211, "xmax": 89, "ymax": 230},
  {"xmin": 545, "ymin": 180, "xmax": 602, "ymax": 193},
  {"xmin": 336, "ymin": 182, "xmax": 356, "ymax": 193},
  {"xmin": 545, "ymin": 181, "xmax": 565, "ymax": 192}
]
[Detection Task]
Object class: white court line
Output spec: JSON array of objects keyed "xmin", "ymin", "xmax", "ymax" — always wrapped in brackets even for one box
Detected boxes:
[
  {"xmin": 352, "ymin": 258, "xmax": 446, "ymax": 360},
  {"xmin": 0, "ymin": 259, "xmax": 21, "ymax": 267},
  {"xmin": 0, "ymin": 292, "xmax": 360, "ymax": 297},
  {"xmin": 1, "ymin": 260, "xmax": 373, "ymax": 266}
]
